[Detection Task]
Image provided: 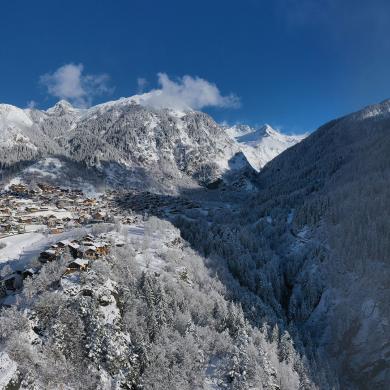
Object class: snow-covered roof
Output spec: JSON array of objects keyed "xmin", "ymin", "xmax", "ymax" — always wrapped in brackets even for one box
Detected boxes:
[{"xmin": 69, "ymin": 258, "xmax": 89, "ymax": 267}]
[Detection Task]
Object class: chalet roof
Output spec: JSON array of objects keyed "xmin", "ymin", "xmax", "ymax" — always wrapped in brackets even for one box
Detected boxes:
[
  {"xmin": 58, "ymin": 239, "xmax": 71, "ymax": 246},
  {"xmin": 82, "ymin": 241, "xmax": 95, "ymax": 246},
  {"xmin": 69, "ymin": 258, "xmax": 89, "ymax": 267},
  {"xmin": 43, "ymin": 249, "xmax": 56, "ymax": 255},
  {"xmin": 94, "ymin": 241, "xmax": 109, "ymax": 248},
  {"xmin": 1, "ymin": 273, "xmax": 17, "ymax": 282},
  {"xmin": 23, "ymin": 268, "xmax": 37, "ymax": 275},
  {"xmin": 84, "ymin": 246, "xmax": 97, "ymax": 252}
]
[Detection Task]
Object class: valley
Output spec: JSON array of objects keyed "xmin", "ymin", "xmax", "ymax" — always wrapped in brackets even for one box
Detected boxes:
[{"xmin": 0, "ymin": 97, "xmax": 389, "ymax": 389}]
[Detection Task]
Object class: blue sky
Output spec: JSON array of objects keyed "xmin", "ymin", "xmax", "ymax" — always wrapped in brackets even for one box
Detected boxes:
[{"xmin": 1, "ymin": 0, "xmax": 390, "ymax": 133}]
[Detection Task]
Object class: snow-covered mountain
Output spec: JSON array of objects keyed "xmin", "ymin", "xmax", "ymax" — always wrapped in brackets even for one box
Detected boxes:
[
  {"xmin": 224, "ymin": 123, "xmax": 306, "ymax": 171},
  {"xmin": 249, "ymin": 98, "xmax": 390, "ymax": 388},
  {"xmin": 0, "ymin": 99, "xmax": 252, "ymax": 192},
  {"xmin": 1, "ymin": 97, "xmax": 390, "ymax": 389},
  {"xmin": 1, "ymin": 97, "xmax": 308, "ymax": 191}
]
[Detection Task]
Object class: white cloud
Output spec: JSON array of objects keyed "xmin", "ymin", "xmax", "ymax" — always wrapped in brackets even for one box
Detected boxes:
[
  {"xmin": 137, "ymin": 73, "xmax": 240, "ymax": 110},
  {"xmin": 26, "ymin": 100, "xmax": 37, "ymax": 109},
  {"xmin": 137, "ymin": 77, "xmax": 148, "ymax": 93},
  {"xmin": 40, "ymin": 63, "xmax": 113, "ymax": 108}
]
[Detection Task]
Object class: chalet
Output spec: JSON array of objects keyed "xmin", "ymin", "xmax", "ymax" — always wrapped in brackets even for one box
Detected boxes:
[
  {"xmin": 0, "ymin": 207, "xmax": 12, "ymax": 215},
  {"xmin": 92, "ymin": 211, "xmax": 106, "ymax": 221},
  {"xmin": 25, "ymin": 206, "xmax": 39, "ymax": 213},
  {"xmin": 94, "ymin": 242, "xmax": 110, "ymax": 255},
  {"xmin": 83, "ymin": 198, "xmax": 96, "ymax": 206},
  {"xmin": 57, "ymin": 239, "xmax": 72, "ymax": 248},
  {"xmin": 50, "ymin": 225, "xmax": 65, "ymax": 234},
  {"xmin": 83, "ymin": 234, "xmax": 94, "ymax": 242},
  {"xmin": 19, "ymin": 216, "xmax": 33, "ymax": 224},
  {"xmin": 66, "ymin": 220, "xmax": 80, "ymax": 228},
  {"xmin": 0, "ymin": 272, "xmax": 23, "ymax": 291},
  {"xmin": 68, "ymin": 242, "xmax": 80, "ymax": 258},
  {"xmin": 22, "ymin": 268, "xmax": 38, "ymax": 279},
  {"xmin": 82, "ymin": 246, "xmax": 99, "ymax": 260},
  {"xmin": 82, "ymin": 240, "xmax": 95, "ymax": 247},
  {"xmin": 39, "ymin": 249, "xmax": 57, "ymax": 263},
  {"xmin": 68, "ymin": 258, "xmax": 89, "ymax": 271}
]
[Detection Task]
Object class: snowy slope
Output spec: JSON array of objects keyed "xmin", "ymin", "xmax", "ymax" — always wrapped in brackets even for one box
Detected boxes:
[
  {"xmin": 0, "ymin": 98, "xmax": 251, "ymax": 191},
  {"xmin": 224, "ymin": 123, "xmax": 306, "ymax": 171},
  {"xmin": 0, "ymin": 104, "xmax": 36, "ymax": 150},
  {"xmin": 251, "ymin": 98, "xmax": 390, "ymax": 388}
]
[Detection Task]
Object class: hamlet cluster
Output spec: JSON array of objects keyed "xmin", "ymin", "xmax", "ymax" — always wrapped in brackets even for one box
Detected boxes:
[
  {"xmin": 0, "ymin": 182, "xmax": 138, "ymax": 305},
  {"xmin": 0, "ymin": 183, "xmax": 134, "ymax": 236}
]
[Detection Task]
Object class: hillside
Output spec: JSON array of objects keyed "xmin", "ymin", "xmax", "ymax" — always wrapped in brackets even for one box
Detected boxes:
[
  {"xmin": 250, "ymin": 99, "xmax": 390, "ymax": 387},
  {"xmin": 165, "ymin": 99, "xmax": 390, "ymax": 389},
  {"xmin": 0, "ymin": 100, "xmax": 253, "ymax": 193},
  {"xmin": 0, "ymin": 99, "xmax": 389, "ymax": 389}
]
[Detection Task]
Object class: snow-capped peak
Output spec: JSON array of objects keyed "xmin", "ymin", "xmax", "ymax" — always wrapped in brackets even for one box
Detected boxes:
[
  {"xmin": 224, "ymin": 123, "xmax": 306, "ymax": 171},
  {"xmin": 235, "ymin": 124, "xmax": 280, "ymax": 144},
  {"xmin": 46, "ymin": 100, "xmax": 83, "ymax": 115}
]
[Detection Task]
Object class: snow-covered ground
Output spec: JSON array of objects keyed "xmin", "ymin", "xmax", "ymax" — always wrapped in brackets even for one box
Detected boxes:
[
  {"xmin": 0, "ymin": 223, "xmax": 153, "ymax": 272},
  {"xmin": 0, "ymin": 352, "xmax": 17, "ymax": 388},
  {"xmin": 0, "ymin": 232, "xmax": 45, "ymax": 264},
  {"xmin": 0, "ymin": 228, "xmax": 92, "ymax": 269},
  {"xmin": 24, "ymin": 209, "xmax": 74, "ymax": 219}
]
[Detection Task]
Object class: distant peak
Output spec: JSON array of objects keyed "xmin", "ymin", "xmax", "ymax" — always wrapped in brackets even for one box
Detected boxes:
[
  {"xmin": 46, "ymin": 100, "xmax": 77, "ymax": 114},
  {"xmin": 258, "ymin": 123, "xmax": 278, "ymax": 136},
  {"xmin": 55, "ymin": 100, "xmax": 73, "ymax": 109}
]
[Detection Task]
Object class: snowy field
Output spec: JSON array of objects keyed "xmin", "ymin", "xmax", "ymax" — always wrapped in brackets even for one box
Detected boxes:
[{"xmin": 0, "ymin": 228, "xmax": 91, "ymax": 270}]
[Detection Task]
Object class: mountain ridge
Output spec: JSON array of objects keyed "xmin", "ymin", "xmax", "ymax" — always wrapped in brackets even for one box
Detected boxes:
[
  {"xmin": 0, "ymin": 97, "xmax": 306, "ymax": 192},
  {"xmin": 223, "ymin": 123, "xmax": 306, "ymax": 171}
]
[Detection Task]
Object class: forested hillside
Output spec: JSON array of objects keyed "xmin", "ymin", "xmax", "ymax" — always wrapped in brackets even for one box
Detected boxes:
[
  {"xmin": 0, "ymin": 100, "xmax": 250, "ymax": 192},
  {"xmin": 0, "ymin": 99, "xmax": 389, "ymax": 389},
  {"xmin": 174, "ymin": 99, "xmax": 390, "ymax": 388}
]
